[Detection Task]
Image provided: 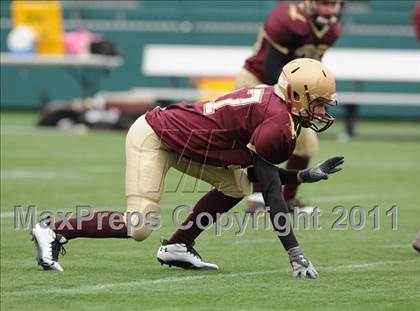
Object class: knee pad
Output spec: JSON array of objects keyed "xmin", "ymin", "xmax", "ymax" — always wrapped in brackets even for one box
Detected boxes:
[
  {"xmin": 125, "ymin": 196, "xmax": 161, "ymax": 241},
  {"xmin": 293, "ymin": 128, "xmax": 319, "ymax": 158}
]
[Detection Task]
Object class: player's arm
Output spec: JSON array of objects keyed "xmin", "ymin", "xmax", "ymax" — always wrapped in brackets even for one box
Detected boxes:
[
  {"xmin": 247, "ymin": 165, "xmax": 299, "ymax": 184},
  {"xmin": 252, "ymin": 152, "xmax": 296, "ymax": 246},
  {"xmin": 247, "ymin": 156, "xmax": 344, "ymax": 184},
  {"xmin": 252, "ymin": 153, "xmax": 319, "ymax": 279},
  {"xmin": 261, "ymin": 3, "xmax": 294, "ymax": 85},
  {"xmin": 262, "ymin": 44, "xmax": 289, "ymax": 85}
]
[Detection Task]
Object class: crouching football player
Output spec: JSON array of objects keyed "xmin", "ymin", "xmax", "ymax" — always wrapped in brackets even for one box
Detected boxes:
[{"xmin": 31, "ymin": 58, "xmax": 343, "ymax": 279}]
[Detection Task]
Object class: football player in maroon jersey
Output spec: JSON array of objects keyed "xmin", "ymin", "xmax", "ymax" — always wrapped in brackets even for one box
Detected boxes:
[
  {"xmin": 413, "ymin": 2, "xmax": 420, "ymax": 41},
  {"xmin": 237, "ymin": 0, "xmax": 343, "ymax": 213},
  {"xmin": 31, "ymin": 58, "xmax": 344, "ymax": 278}
]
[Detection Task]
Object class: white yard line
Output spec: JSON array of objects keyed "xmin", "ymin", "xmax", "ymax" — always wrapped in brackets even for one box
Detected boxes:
[
  {"xmin": 310, "ymin": 193, "xmax": 377, "ymax": 203},
  {"xmin": 1, "ymin": 125, "xmax": 88, "ymax": 136},
  {"xmin": 234, "ymin": 238, "xmax": 275, "ymax": 244},
  {"xmin": 0, "ymin": 211, "xmax": 15, "ymax": 218},
  {"xmin": 1, "ymin": 166, "xmax": 120, "ymax": 180},
  {"xmin": 1, "ymin": 170, "xmax": 72, "ymax": 180},
  {"xmin": 304, "ymin": 192, "xmax": 418, "ymax": 203},
  {"xmin": 325, "ymin": 260, "xmax": 403, "ymax": 270},
  {"xmin": 379, "ymin": 244, "xmax": 410, "ymax": 249},
  {"xmin": 1, "ymin": 269, "xmax": 283, "ymax": 297},
  {"xmin": 1, "ymin": 259, "xmax": 417, "ymax": 297}
]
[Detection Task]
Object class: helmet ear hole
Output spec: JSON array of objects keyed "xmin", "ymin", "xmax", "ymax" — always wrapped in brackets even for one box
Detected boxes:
[{"xmin": 293, "ymin": 91, "xmax": 300, "ymax": 101}]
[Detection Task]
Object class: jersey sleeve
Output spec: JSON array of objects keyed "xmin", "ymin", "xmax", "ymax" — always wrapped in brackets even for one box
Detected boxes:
[
  {"xmin": 328, "ymin": 22, "xmax": 342, "ymax": 46},
  {"xmin": 414, "ymin": 4, "xmax": 420, "ymax": 41},
  {"xmin": 248, "ymin": 115, "xmax": 295, "ymax": 165}
]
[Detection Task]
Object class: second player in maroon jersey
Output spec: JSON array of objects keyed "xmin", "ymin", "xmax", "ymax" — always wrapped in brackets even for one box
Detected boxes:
[{"xmin": 244, "ymin": 1, "xmax": 341, "ymax": 85}]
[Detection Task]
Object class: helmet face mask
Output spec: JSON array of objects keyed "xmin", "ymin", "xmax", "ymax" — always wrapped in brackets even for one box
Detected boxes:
[
  {"xmin": 304, "ymin": 0, "xmax": 344, "ymax": 26},
  {"xmin": 304, "ymin": 93, "xmax": 337, "ymax": 132},
  {"xmin": 274, "ymin": 58, "xmax": 338, "ymax": 133}
]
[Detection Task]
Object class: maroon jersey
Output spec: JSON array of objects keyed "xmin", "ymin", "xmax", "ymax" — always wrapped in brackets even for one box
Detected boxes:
[
  {"xmin": 413, "ymin": 4, "xmax": 420, "ymax": 41},
  {"xmin": 244, "ymin": 2, "xmax": 341, "ymax": 84},
  {"xmin": 145, "ymin": 86, "xmax": 296, "ymax": 168}
]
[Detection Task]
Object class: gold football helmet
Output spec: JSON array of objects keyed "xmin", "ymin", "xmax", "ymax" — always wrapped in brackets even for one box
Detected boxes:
[{"xmin": 274, "ymin": 58, "xmax": 337, "ymax": 132}]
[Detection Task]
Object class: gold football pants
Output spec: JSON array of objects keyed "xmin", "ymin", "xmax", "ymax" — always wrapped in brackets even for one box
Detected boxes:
[{"xmin": 124, "ymin": 115, "xmax": 251, "ymax": 240}]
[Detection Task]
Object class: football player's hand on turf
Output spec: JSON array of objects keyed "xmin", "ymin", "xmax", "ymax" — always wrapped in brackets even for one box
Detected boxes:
[
  {"xmin": 298, "ymin": 155, "xmax": 344, "ymax": 183},
  {"xmin": 288, "ymin": 247, "xmax": 319, "ymax": 279}
]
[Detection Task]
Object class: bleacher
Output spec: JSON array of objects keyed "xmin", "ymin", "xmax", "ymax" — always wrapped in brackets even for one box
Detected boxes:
[{"xmin": 0, "ymin": 0, "xmax": 418, "ymax": 120}]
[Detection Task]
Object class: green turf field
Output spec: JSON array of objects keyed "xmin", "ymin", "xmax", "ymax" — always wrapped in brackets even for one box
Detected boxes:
[{"xmin": 1, "ymin": 112, "xmax": 419, "ymax": 311}]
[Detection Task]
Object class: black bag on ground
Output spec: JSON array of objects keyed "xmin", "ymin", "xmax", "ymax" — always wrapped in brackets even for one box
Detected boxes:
[{"xmin": 90, "ymin": 39, "xmax": 120, "ymax": 56}]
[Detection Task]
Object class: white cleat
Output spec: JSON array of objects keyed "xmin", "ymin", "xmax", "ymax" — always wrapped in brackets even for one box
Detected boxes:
[
  {"xmin": 157, "ymin": 240, "xmax": 218, "ymax": 270},
  {"xmin": 31, "ymin": 223, "xmax": 67, "ymax": 271},
  {"xmin": 244, "ymin": 192, "xmax": 267, "ymax": 215}
]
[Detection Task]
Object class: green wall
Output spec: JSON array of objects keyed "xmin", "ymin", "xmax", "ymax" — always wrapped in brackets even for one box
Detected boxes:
[{"xmin": 1, "ymin": 0, "xmax": 419, "ymax": 119}]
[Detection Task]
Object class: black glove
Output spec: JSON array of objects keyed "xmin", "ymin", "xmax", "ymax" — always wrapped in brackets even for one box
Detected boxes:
[{"xmin": 299, "ymin": 156, "xmax": 344, "ymax": 183}]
